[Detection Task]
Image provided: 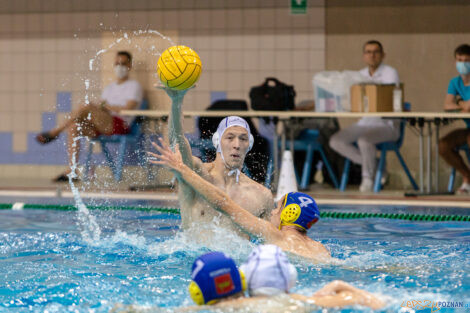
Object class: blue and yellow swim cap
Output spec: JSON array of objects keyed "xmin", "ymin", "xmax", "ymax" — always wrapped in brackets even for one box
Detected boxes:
[
  {"xmin": 188, "ymin": 252, "xmax": 246, "ymax": 305},
  {"xmin": 280, "ymin": 192, "xmax": 319, "ymax": 231}
]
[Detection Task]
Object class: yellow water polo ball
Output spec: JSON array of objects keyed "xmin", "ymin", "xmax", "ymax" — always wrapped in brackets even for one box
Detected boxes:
[{"xmin": 157, "ymin": 45, "xmax": 202, "ymax": 90}]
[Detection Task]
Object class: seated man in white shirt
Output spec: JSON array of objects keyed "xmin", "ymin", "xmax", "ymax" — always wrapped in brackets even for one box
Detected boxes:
[
  {"xmin": 36, "ymin": 51, "xmax": 143, "ymax": 182},
  {"xmin": 329, "ymin": 40, "xmax": 400, "ymax": 192}
]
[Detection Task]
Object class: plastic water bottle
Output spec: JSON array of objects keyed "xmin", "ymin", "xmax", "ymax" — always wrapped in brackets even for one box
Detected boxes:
[
  {"xmin": 363, "ymin": 95, "xmax": 369, "ymax": 113},
  {"xmin": 393, "ymin": 83, "xmax": 403, "ymax": 112},
  {"xmin": 318, "ymin": 98, "xmax": 326, "ymax": 112}
]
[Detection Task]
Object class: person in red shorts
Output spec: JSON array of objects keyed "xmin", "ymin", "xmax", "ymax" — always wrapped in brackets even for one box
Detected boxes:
[{"xmin": 36, "ymin": 51, "xmax": 143, "ymax": 182}]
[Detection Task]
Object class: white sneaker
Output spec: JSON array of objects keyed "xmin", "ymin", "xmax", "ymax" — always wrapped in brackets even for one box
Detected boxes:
[
  {"xmin": 380, "ymin": 170, "xmax": 389, "ymax": 186},
  {"xmin": 359, "ymin": 178, "xmax": 374, "ymax": 192},
  {"xmin": 457, "ymin": 182, "xmax": 470, "ymax": 194},
  {"xmin": 375, "ymin": 158, "xmax": 388, "ymax": 186}
]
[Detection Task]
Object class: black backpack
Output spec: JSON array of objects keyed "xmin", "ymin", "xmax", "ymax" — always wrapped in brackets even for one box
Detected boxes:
[
  {"xmin": 250, "ymin": 77, "xmax": 296, "ymax": 111},
  {"xmin": 198, "ymin": 100, "xmax": 249, "ymax": 139}
]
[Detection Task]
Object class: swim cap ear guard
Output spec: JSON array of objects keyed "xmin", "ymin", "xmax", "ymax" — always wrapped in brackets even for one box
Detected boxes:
[
  {"xmin": 212, "ymin": 116, "xmax": 254, "ymax": 152},
  {"xmin": 188, "ymin": 252, "xmax": 246, "ymax": 305},
  {"xmin": 280, "ymin": 203, "xmax": 302, "ymax": 225},
  {"xmin": 279, "ymin": 192, "xmax": 320, "ymax": 231}
]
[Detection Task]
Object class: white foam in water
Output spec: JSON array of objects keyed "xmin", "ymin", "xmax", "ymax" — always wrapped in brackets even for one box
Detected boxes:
[
  {"xmin": 147, "ymin": 221, "xmax": 255, "ymax": 261},
  {"xmin": 103, "ymin": 229, "xmax": 148, "ymax": 249}
]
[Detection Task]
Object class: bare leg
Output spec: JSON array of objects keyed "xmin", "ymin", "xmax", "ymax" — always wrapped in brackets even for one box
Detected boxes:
[
  {"xmin": 48, "ymin": 104, "xmax": 114, "ymax": 138},
  {"xmin": 438, "ymin": 128, "xmax": 470, "ymax": 183},
  {"xmin": 59, "ymin": 105, "xmax": 115, "ymax": 176},
  {"xmin": 65, "ymin": 121, "xmax": 99, "ymax": 175}
]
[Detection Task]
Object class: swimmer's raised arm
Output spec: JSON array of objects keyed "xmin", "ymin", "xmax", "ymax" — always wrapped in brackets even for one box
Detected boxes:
[
  {"xmin": 161, "ymin": 87, "xmax": 196, "ymax": 168},
  {"xmin": 160, "ymin": 87, "xmax": 207, "ymax": 229},
  {"xmin": 148, "ymin": 139, "xmax": 282, "ymax": 242}
]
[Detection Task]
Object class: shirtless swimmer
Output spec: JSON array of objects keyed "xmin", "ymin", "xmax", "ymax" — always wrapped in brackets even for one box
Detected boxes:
[
  {"xmin": 162, "ymin": 87, "xmax": 273, "ymax": 235},
  {"xmin": 148, "ymin": 139, "xmax": 330, "ymax": 262}
]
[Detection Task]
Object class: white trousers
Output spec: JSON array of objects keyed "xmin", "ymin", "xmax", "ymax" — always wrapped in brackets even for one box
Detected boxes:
[{"xmin": 329, "ymin": 123, "xmax": 399, "ymax": 179}]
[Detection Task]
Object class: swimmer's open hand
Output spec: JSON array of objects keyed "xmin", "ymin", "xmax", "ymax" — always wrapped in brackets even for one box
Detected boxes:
[
  {"xmin": 156, "ymin": 85, "xmax": 195, "ymax": 102},
  {"xmin": 147, "ymin": 137, "xmax": 185, "ymax": 172}
]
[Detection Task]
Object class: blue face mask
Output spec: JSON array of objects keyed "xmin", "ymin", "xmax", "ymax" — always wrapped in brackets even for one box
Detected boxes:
[{"xmin": 456, "ymin": 62, "xmax": 470, "ymax": 75}]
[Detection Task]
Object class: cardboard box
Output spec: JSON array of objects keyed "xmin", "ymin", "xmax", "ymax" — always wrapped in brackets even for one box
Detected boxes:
[{"xmin": 350, "ymin": 84, "xmax": 404, "ymax": 112}]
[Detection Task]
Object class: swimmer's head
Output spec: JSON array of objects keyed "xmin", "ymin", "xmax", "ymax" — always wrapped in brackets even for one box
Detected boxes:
[
  {"xmin": 240, "ymin": 245, "xmax": 297, "ymax": 296},
  {"xmin": 212, "ymin": 116, "xmax": 254, "ymax": 169},
  {"xmin": 270, "ymin": 192, "xmax": 320, "ymax": 232},
  {"xmin": 188, "ymin": 251, "xmax": 246, "ymax": 305}
]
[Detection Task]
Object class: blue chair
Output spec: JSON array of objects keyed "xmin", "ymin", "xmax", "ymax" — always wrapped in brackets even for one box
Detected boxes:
[
  {"xmin": 280, "ymin": 129, "xmax": 339, "ymax": 190},
  {"xmin": 84, "ymin": 100, "xmax": 148, "ymax": 181},
  {"xmin": 340, "ymin": 119, "xmax": 419, "ymax": 192}
]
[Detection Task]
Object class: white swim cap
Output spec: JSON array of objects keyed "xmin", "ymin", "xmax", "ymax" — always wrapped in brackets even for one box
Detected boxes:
[
  {"xmin": 212, "ymin": 116, "xmax": 254, "ymax": 153},
  {"xmin": 239, "ymin": 245, "xmax": 297, "ymax": 297}
]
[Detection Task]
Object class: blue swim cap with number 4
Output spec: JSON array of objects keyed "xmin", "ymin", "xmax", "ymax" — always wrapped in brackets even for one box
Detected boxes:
[{"xmin": 280, "ymin": 192, "xmax": 319, "ymax": 231}]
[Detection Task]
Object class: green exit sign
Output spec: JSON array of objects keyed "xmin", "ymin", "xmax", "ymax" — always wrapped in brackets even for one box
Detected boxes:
[{"xmin": 291, "ymin": 0, "xmax": 307, "ymax": 14}]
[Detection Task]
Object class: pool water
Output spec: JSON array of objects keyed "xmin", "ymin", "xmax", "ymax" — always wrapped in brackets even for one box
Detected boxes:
[{"xmin": 0, "ymin": 208, "xmax": 469, "ymax": 313}]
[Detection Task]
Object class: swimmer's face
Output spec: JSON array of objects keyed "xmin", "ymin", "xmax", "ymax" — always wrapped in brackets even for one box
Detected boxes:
[
  {"xmin": 269, "ymin": 197, "xmax": 285, "ymax": 228},
  {"xmin": 220, "ymin": 126, "xmax": 250, "ymax": 169}
]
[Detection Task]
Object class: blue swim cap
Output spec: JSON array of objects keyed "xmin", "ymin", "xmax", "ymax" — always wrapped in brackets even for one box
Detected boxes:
[
  {"xmin": 280, "ymin": 192, "xmax": 319, "ymax": 231},
  {"xmin": 188, "ymin": 252, "xmax": 246, "ymax": 305}
]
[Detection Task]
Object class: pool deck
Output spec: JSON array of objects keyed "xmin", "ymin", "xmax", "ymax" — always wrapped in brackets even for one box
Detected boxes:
[{"xmin": 1, "ymin": 177, "xmax": 470, "ymax": 209}]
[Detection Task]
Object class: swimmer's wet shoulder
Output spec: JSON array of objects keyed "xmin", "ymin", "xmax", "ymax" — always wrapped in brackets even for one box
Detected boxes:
[{"xmin": 269, "ymin": 228, "xmax": 331, "ymax": 263}]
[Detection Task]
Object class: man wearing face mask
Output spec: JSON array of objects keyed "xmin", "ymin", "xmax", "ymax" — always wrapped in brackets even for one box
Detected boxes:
[
  {"xmin": 36, "ymin": 51, "xmax": 143, "ymax": 182},
  {"xmin": 439, "ymin": 44, "xmax": 470, "ymax": 193}
]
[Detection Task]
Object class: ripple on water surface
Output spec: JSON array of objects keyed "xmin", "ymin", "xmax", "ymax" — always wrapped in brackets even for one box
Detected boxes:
[{"xmin": 0, "ymin": 209, "xmax": 469, "ymax": 313}]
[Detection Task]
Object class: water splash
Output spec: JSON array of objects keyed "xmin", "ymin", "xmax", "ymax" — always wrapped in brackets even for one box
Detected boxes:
[
  {"xmin": 67, "ymin": 29, "xmax": 176, "ymax": 244},
  {"xmin": 88, "ymin": 29, "xmax": 175, "ymax": 71},
  {"xmin": 2, "ymin": 210, "xmax": 469, "ymax": 313},
  {"xmin": 84, "ymin": 79, "xmax": 90, "ymax": 104},
  {"xmin": 147, "ymin": 223, "xmax": 255, "ymax": 261},
  {"xmin": 69, "ymin": 135, "xmax": 101, "ymax": 243}
]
